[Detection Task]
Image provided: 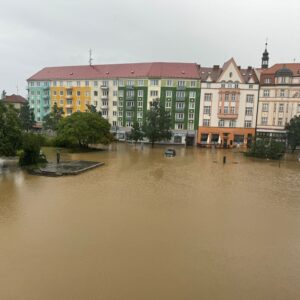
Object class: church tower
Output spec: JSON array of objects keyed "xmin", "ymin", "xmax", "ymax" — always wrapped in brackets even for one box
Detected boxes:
[{"xmin": 261, "ymin": 42, "xmax": 269, "ymax": 69}]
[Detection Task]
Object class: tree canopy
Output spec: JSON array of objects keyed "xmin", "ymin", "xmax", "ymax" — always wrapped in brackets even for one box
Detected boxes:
[
  {"xmin": 143, "ymin": 100, "xmax": 172, "ymax": 147},
  {"xmin": 0, "ymin": 102, "xmax": 22, "ymax": 156},
  {"xmin": 20, "ymin": 102, "xmax": 35, "ymax": 131},
  {"xmin": 285, "ymin": 115, "xmax": 300, "ymax": 152},
  {"xmin": 43, "ymin": 103, "xmax": 64, "ymax": 131},
  {"xmin": 128, "ymin": 121, "xmax": 144, "ymax": 144},
  {"xmin": 57, "ymin": 111, "xmax": 113, "ymax": 148}
]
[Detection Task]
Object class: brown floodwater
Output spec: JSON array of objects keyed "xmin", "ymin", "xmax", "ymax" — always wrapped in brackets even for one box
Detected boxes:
[{"xmin": 0, "ymin": 144, "xmax": 300, "ymax": 300}]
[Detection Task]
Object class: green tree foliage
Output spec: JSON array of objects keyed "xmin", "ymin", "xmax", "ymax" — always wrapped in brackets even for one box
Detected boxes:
[
  {"xmin": 20, "ymin": 102, "xmax": 35, "ymax": 131},
  {"xmin": 1, "ymin": 90, "xmax": 6, "ymax": 100},
  {"xmin": 43, "ymin": 103, "xmax": 64, "ymax": 131},
  {"xmin": 128, "ymin": 121, "xmax": 144, "ymax": 144},
  {"xmin": 143, "ymin": 100, "xmax": 172, "ymax": 147},
  {"xmin": 0, "ymin": 102, "xmax": 22, "ymax": 156},
  {"xmin": 285, "ymin": 115, "xmax": 300, "ymax": 152},
  {"xmin": 86, "ymin": 104, "xmax": 102, "ymax": 116},
  {"xmin": 57, "ymin": 112, "xmax": 113, "ymax": 148},
  {"xmin": 247, "ymin": 138, "xmax": 285, "ymax": 160},
  {"xmin": 19, "ymin": 133, "xmax": 46, "ymax": 166}
]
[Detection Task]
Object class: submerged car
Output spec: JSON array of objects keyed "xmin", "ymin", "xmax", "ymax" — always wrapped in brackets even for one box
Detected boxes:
[{"xmin": 164, "ymin": 149, "xmax": 176, "ymax": 157}]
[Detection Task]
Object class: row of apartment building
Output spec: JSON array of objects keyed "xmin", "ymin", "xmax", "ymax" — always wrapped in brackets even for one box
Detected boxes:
[{"xmin": 27, "ymin": 46, "xmax": 300, "ymax": 146}]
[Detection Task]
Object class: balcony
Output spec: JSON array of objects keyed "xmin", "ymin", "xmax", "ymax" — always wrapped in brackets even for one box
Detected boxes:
[
  {"xmin": 66, "ymin": 86, "xmax": 73, "ymax": 91},
  {"xmin": 217, "ymin": 113, "xmax": 238, "ymax": 119},
  {"xmin": 66, "ymin": 94, "xmax": 73, "ymax": 99},
  {"xmin": 126, "ymin": 85, "xmax": 134, "ymax": 89},
  {"xmin": 43, "ymin": 86, "xmax": 50, "ymax": 91},
  {"xmin": 126, "ymin": 95, "xmax": 134, "ymax": 100},
  {"xmin": 176, "ymin": 86, "xmax": 186, "ymax": 91},
  {"xmin": 101, "ymin": 95, "xmax": 109, "ymax": 100},
  {"xmin": 101, "ymin": 85, "xmax": 109, "ymax": 90},
  {"xmin": 175, "ymin": 107, "xmax": 185, "ymax": 111},
  {"xmin": 101, "ymin": 104, "xmax": 108, "ymax": 109},
  {"xmin": 176, "ymin": 97, "xmax": 185, "ymax": 101},
  {"xmin": 175, "ymin": 118, "xmax": 184, "ymax": 122},
  {"xmin": 126, "ymin": 106, "xmax": 135, "ymax": 111},
  {"xmin": 43, "ymin": 95, "xmax": 50, "ymax": 99}
]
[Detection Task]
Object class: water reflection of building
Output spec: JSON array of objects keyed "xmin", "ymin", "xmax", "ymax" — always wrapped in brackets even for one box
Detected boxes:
[
  {"xmin": 257, "ymin": 63, "xmax": 300, "ymax": 140},
  {"xmin": 197, "ymin": 58, "xmax": 259, "ymax": 148},
  {"xmin": 27, "ymin": 63, "xmax": 201, "ymax": 145}
]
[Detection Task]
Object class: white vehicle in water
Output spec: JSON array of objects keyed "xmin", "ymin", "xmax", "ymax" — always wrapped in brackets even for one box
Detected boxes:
[{"xmin": 164, "ymin": 149, "xmax": 176, "ymax": 157}]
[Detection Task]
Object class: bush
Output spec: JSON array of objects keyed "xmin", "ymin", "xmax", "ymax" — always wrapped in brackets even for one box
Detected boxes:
[
  {"xmin": 247, "ymin": 139, "xmax": 285, "ymax": 160},
  {"xmin": 19, "ymin": 133, "xmax": 47, "ymax": 166}
]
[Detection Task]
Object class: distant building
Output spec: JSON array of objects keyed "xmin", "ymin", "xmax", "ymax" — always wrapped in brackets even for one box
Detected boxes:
[
  {"xmin": 1, "ymin": 94, "xmax": 27, "ymax": 110},
  {"xmin": 27, "ymin": 63, "xmax": 201, "ymax": 144},
  {"xmin": 197, "ymin": 58, "xmax": 260, "ymax": 148},
  {"xmin": 257, "ymin": 63, "xmax": 300, "ymax": 140}
]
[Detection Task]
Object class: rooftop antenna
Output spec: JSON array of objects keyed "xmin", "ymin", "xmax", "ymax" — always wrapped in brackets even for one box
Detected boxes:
[
  {"xmin": 293, "ymin": 58, "xmax": 296, "ymax": 63},
  {"xmin": 89, "ymin": 49, "xmax": 93, "ymax": 66},
  {"xmin": 16, "ymin": 83, "xmax": 19, "ymax": 95}
]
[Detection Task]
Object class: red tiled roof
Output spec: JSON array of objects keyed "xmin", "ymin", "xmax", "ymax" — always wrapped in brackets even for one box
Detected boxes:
[
  {"xmin": 28, "ymin": 62, "xmax": 201, "ymax": 81},
  {"xmin": 261, "ymin": 63, "xmax": 300, "ymax": 76},
  {"xmin": 3, "ymin": 94, "xmax": 27, "ymax": 104}
]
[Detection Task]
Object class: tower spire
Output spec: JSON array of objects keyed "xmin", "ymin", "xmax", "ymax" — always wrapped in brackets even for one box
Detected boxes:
[
  {"xmin": 89, "ymin": 49, "xmax": 93, "ymax": 66},
  {"xmin": 261, "ymin": 39, "xmax": 269, "ymax": 69}
]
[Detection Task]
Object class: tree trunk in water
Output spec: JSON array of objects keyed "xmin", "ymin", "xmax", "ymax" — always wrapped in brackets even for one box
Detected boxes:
[{"xmin": 151, "ymin": 140, "xmax": 154, "ymax": 148}]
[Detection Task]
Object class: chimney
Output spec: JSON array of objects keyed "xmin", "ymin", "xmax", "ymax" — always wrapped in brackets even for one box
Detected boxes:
[{"xmin": 213, "ymin": 65, "xmax": 219, "ymax": 69}]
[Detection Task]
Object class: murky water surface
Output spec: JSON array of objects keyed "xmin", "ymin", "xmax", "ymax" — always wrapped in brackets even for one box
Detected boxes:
[{"xmin": 1, "ymin": 144, "xmax": 300, "ymax": 300}]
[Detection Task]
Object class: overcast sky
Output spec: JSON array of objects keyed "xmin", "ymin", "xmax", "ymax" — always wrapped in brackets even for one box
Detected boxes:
[{"xmin": 1, "ymin": 0, "xmax": 300, "ymax": 96}]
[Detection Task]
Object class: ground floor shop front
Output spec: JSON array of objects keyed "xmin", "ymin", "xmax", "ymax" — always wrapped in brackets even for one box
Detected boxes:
[{"xmin": 197, "ymin": 127, "xmax": 255, "ymax": 148}]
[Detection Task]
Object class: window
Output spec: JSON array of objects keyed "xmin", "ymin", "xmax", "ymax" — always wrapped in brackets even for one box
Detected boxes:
[
  {"xmin": 60, "ymin": 81, "xmax": 63, "ymax": 87},
  {"xmin": 175, "ymin": 113, "xmax": 184, "ymax": 120},
  {"xmin": 264, "ymin": 78, "xmax": 271, "ymax": 84},
  {"xmin": 175, "ymin": 123, "xmax": 184, "ymax": 130},
  {"xmin": 113, "ymin": 91, "xmax": 118, "ymax": 96},
  {"xmin": 218, "ymin": 119, "xmax": 225, "ymax": 127},
  {"xmin": 138, "ymin": 90, "xmax": 144, "ymax": 97},
  {"xmin": 167, "ymin": 80, "xmax": 173, "ymax": 87},
  {"xmin": 261, "ymin": 117, "xmax": 268, "ymax": 125},
  {"xmin": 230, "ymin": 107, "xmax": 235, "ymax": 114},
  {"xmin": 76, "ymin": 81, "xmax": 81, "ymax": 87},
  {"xmin": 102, "ymin": 100, "xmax": 108, "ymax": 106},
  {"xmin": 119, "ymin": 80, "xmax": 124, "ymax": 87},
  {"xmin": 150, "ymin": 90, "xmax": 158, "ymax": 97},
  {"xmin": 188, "ymin": 123, "xmax": 194, "ymax": 130},
  {"xmin": 280, "ymin": 89, "xmax": 285, "ymax": 97},
  {"xmin": 102, "ymin": 80, "xmax": 109, "ymax": 87},
  {"xmin": 113, "ymin": 101, "xmax": 117, "ymax": 106},
  {"xmin": 137, "ymin": 111, "xmax": 143, "ymax": 118},
  {"xmin": 176, "ymin": 102, "xmax": 185, "ymax": 109},
  {"xmin": 37, "ymin": 82, "xmax": 40, "ymax": 87},
  {"xmin": 246, "ymin": 95, "xmax": 254, "ymax": 103},
  {"xmin": 102, "ymin": 110, "xmax": 108, "ymax": 116},
  {"xmin": 53, "ymin": 81, "xmax": 57, "ymax": 87},
  {"xmin": 138, "ymin": 101, "xmax": 143, "ymax": 107},
  {"xmin": 188, "ymin": 113, "xmax": 194, "ymax": 119},
  {"xmin": 178, "ymin": 81, "xmax": 185, "ymax": 87},
  {"xmin": 245, "ymin": 107, "xmax": 253, "ymax": 115},
  {"xmin": 204, "ymin": 93, "xmax": 212, "ymax": 101},
  {"xmin": 126, "ymin": 111, "xmax": 133, "ymax": 117},
  {"xmin": 150, "ymin": 79, "xmax": 159, "ymax": 86},
  {"xmin": 119, "ymin": 101, "xmax": 123, "ymax": 107},
  {"xmin": 138, "ymin": 80, "xmax": 144, "ymax": 86},
  {"xmin": 60, "ymin": 90, "xmax": 64, "ymax": 96},
  {"xmin": 67, "ymin": 90, "xmax": 72, "ymax": 96},
  {"xmin": 118, "ymin": 111, "xmax": 123, "ymax": 117},
  {"xmin": 231, "ymin": 94, "xmax": 236, "ymax": 102},
  {"xmin": 113, "ymin": 80, "xmax": 118, "ymax": 86},
  {"xmin": 127, "ymin": 80, "xmax": 134, "ymax": 86},
  {"xmin": 189, "ymin": 102, "xmax": 195, "ymax": 109},
  {"xmin": 203, "ymin": 106, "xmax": 211, "ymax": 115},
  {"xmin": 85, "ymin": 91, "xmax": 90, "ymax": 97},
  {"xmin": 262, "ymin": 103, "xmax": 269, "ymax": 112},
  {"xmin": 189, "ymin": 91, "xmax": 196, "ymax": 98},
  {"xmin": 263, "ymin": 89, "xmax": 270, "ymax": 97},
  {"xmin": 67, "ymin": 99, "xmax": 73, "ymax": 105},
  {"xmin": 166, "ymin": 91, "xmax": 172, "ymax": 98},
  {"xmin": 221, "ymin": 81, "xmax": 226, "ymax": 88},
  {"xmin": 85, "ymin": 81, "xmax": 89, "ymax": 87},
  {"xmin": 224, "ymin": 106, "xmax": 229, "ymax": 114},
  {"xmin": 165, "ymin": 101, "xmax": 171, "ymax": 108},
  {"xmin": 119, "ymin": 90, "xmax": 124, "ymax": 97},
  {"xmin": 279, "ymin": 104, "xmax": 284, "ymax": 112},
  {"xmin": 113, "ymin": 111, "xmax": 117, "ymax": 116},
  {"xmin": 60, "ymin": 99, "xmax": 64, "ymax": 105},
  {"xmin": 278, "ymin": 118, "xmax": 283, "ymax": 126},
  {"xmin": 67, "ymin": 81, "xmax": 72, "ymax": 87},
  {"xmin": 30, "ymin": 82, "xmax": 34, "ymax": 87},
  {"xmin": 244, "ymin": 121, "xmax": 252, "ymax": 128},
  {"xmin": 53, "ymin": 91, "xmax": 57, "ymax": 96},
  {"xmin": 77, "ymin": 100, "xmax": 81, "ymax": 106},
  {"xmin": 225, "ymin": 94, "xmax": 229, "ymax": 101},
  {"xmin": 126, "ymin": 101, "xmax": 134, "ymax": 107},
  {"xmin": 126, "ymin": 90, "xmax": 134, "ymax": 98},
  {"xmin": 229, "ymin": 120, "xmax": 236, "ymax": 128},
  {"xmin": 190, "ymin": 81, "xmax": 196, "ymax": 87},
  {"xmin": 234, "ymin": 82, "xmax": 239, "ymax": 88},
  {"xmin": 94, "ymin": 91, "xmax": 98, "ymax": 96},
  {"xmin": 249, "ymin": 84, "xmax": 253, "ymax": 89},
  {"xmin": 203, "ymin": 119, "xmax": 210, "ymax": 126},
  {"xmin": 176, "ymin": 91, "xmax": 185, "ymax": 99}
]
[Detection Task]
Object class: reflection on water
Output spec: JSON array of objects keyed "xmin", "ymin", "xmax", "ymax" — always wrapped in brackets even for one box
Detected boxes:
[{"xmin": 0, "ymin": 144, "xmax": 300, "ymax": 300}]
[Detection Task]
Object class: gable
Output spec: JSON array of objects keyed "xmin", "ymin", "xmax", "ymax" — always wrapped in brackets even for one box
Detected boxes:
[{"xmin": 217, "ymin": 60, "xmax": 244, "ymax": 83}]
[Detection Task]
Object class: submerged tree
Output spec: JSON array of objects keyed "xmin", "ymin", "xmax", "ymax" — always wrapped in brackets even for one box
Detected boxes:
[
  {"xmin": 128, "ymin": 121, "xmax": 144, "ymax": 145},
  {"xmin": 0, "ymin": 102, "xmax": 22, "ymax": 156},
  {"xmin": 285, "ymin": 115, "xmax": 300, "ymax": 152},
  {"xmin": 19, "ymin": 102, "xmax": 35, "ymax": 131},
  {"xmin": 43, "ymin": 103, "xmax": 64, "ymax": 131},
  {"xmin": 143, "ymin": 100, "xmax": 172, "ymax": 147},
  {"xmin": 57, "ymin": 112, "xmax": 113, "ymax": 148}
]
